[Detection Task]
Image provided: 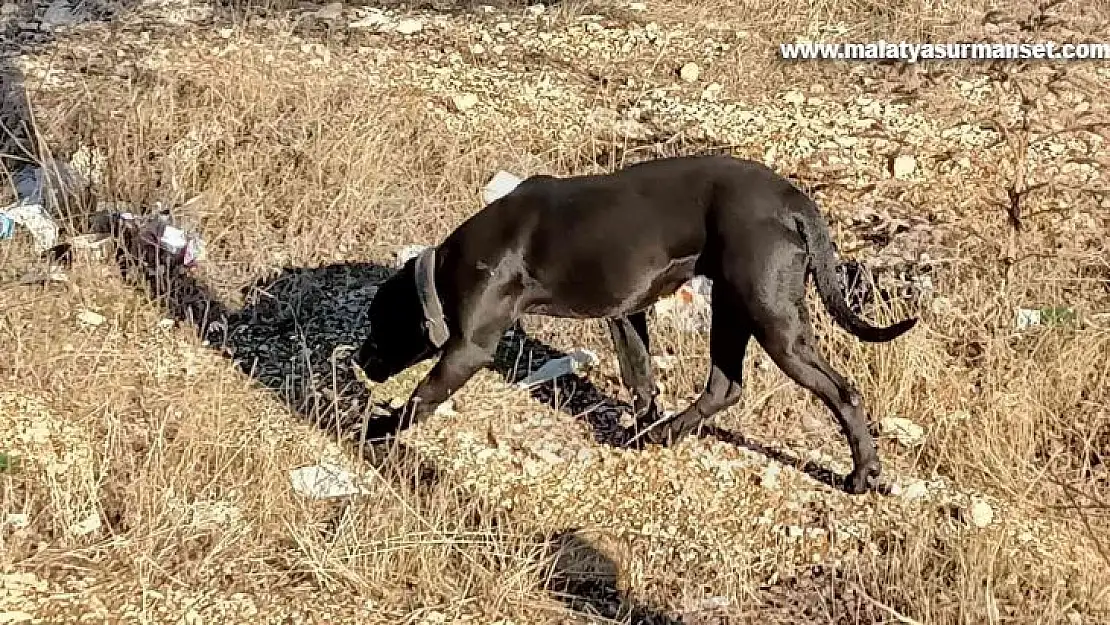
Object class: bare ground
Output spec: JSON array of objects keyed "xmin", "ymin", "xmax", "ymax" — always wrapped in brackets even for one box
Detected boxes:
[{"xmin": 1, "ymin": 0, "xmax": 1108, "ymax": 622}]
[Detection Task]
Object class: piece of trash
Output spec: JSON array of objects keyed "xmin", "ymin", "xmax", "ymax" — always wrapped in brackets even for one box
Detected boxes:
[
  {"xmin": 0, "ymin": 214, "xmax": 13, "ymax": 239},
  {"xmin": 69, "ymin": 233, "xmax": 113, "ymax": 263},
  {"xmin": 4, "ymin": 513, "xmax": 30, "ymax": 529},
  {"xmin": 290, "ymin": 461, "xmax": 371, "ymax": 499},
  {"xmin": 654, "ymin": 276, "xmax": 713, "ymax": 333},
  {"xmin": 112, "ymin": 209, "xmax": 206, "ymax": 268},
  {"xmin": 76, "ymin": 310, "xmax": 106, "ymax": 327},
  {"xmin": 395, "ymin": 244, "xmax": 429, "ymax": 268},
  {"xmin": 69, "ymin": 511, "xmax": 101, "ymax": 536},
  {"xmin": 483, "ymin": 170, "xmax": 524, "ymax": 205},
  {"xmin": 0, "ymin": 203, "xmax": 59, "ymax": 253},
  {"xmin": 1016, "ymin": 308, "xmax": 1038, "ymax": 330},
  {"xmin": 1016, "ymin": 306, "xmax": 1076, "ymax": 330},
  {"xmin": 517, "ymin": 348, "xmax": 600, "ymax": 388},
  {"xmin": 880, "ymin": 416, "xmax": 925, "ymax": 447}
]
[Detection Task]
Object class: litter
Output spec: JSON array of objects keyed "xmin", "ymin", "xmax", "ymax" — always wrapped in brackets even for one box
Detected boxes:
[
  {"xmin": 517, "ymin": 348, "xmax": 600, "ymax": 388},
  {"xmin": 1016, "ymin": 306, "xmax": 1076, "ymax": 330},
  {"xmin": 114, "ymin": 209, "xmax": 206, "ymax": 268},
  {"xmin": 290, "ymin": 461, "xmax": 371, "ymax": 499},
  {"xmin": 483, "ymin": 170, "xmax": 523, "ymax": 204},
  {"xmin": 4, "ymin": 513, "xmax": 29, "ymax": 529},
  {"xmin": 653, "ymin": 276, "xmax": 713, "ymax": 333},
  {"xmin": 0, "ymin": 203, "xmax": 59, "ymax": 253}
]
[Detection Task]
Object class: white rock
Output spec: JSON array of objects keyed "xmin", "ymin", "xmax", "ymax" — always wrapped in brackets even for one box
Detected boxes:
[
  {"xmin": 967, "ymin": 499, "xmax": 994, "ymax": 528},
  {"xmin": 69, "ymin": 511, "xmax": 101, "ymax": 536},
  {"xmin": 784, "ymin": 90, "xmax": 805, "ymax": 105},
  {"xmin": 629, "ymin": 1, "xmax": 646, "ymax": 9},
  {"xmin": 0, "ymin": 4, "xmax": 20, "ymax": 16},
  {"xmin": 451, "ymin": 93, "xmax": 479, "ymax": 112},
  {"xmin": 348, "ymin": 10, "xmax": 390, "ymax": 29},
  {"xmin": 881, "ymin": 416, "xmax": 925, "ymax": 447},
  {"xmin": 77, "ymin": 310, "xmax": 106, "ymax": 327},
  {"xmin": 525, "ymin": 3, "xmax": 545, "ymax": 16},
  {"xmin": 761, "ymin": 464, "xmax": 781, "ymax": 490},
  {"xmin": 892, "ymin": 154, "xmax": 917, "ymax": 179},
  {"xmin": 901, "ymin": 480, "xmax": 928, "ymax": 500},
  {"xmin": 395, "ymin": 18, "xmax": 423, "ymax": 35},
  {"xmin": 315, "ymin": 2, "xmax": 343, "ymax": 20},
  {"xmin": 679, "ymin": 62, "xmax": 700, "ymax": 82}
]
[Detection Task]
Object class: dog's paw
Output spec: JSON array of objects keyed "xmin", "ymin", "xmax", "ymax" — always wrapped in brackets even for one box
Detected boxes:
[{"xmin": 844, "ymin": 460, "xmax": 882, "ymax": 495}]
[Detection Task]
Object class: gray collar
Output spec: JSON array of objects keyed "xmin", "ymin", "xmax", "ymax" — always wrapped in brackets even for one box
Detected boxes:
[{"xmin": 413, "ymin": 246, "xmax": 450, "ymax": 348}]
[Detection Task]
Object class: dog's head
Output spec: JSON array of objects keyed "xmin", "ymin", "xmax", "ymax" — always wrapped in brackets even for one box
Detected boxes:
[{"xmin": 354, "ymin": 251, "xmax": 448, "ymax": 382}]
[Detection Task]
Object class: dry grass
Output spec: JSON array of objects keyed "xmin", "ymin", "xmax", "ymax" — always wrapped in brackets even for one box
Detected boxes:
[{"xmin": 2, "ymin": 0, "xmax": 1109, "ymax": 622}]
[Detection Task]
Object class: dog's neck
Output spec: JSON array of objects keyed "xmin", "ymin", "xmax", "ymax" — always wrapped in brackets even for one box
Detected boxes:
[{"xmin": 413, "ymin": 246, "xmax": 450, "ymax": 348}]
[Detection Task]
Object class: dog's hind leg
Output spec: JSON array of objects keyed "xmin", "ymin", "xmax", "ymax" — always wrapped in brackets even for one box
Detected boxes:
[
  {"xmin": 638, "ymin": 288, "xmax": 752, "ymax": 446},
  {"xmin": 607, "ymin": 312, "xmax": 659, "ymax": 422},
  {"xmin": 746, "ymin": 266, "xmax": 882, "ymax": 495}
]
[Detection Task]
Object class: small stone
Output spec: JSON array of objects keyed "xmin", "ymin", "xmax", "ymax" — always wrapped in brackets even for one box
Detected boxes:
[
  {"xmin": 1066, "ymin": 610, "xmax": 1083, "ymax": 625},
  {"xmin": 217, "ymin": 27, "xmax": 233, "ymax": 38},
  {"xmin": 784, "ymin": 90, "xmax": 805, "ymax": 105},
  {"xmin": 470, "ymin": 43, "xmax": 485, "ymax": 54},
  {"xmin": 679, "ymin": 62, "xmax": 700, "ymax": 82},
  {"xmin": 525, "ymin": 3, "xmax": 545, "ymax": 16},
  {"xmin": 892, "ymin": 154, "xmax": 917, "ymax": 179},
  {"xmin": 496, "ymin": 21, "xmax": 512, "ymax": 33},
  {"xmin": 881, "ymin": 416, "xmax": 925, "ymax": 447},
  {"xmin": 451, "ymin": 93, "xmax": 479, "ymax": 112},
  {"xmin": 395, "ymin": 18, "xmax": 423, "ymax": 35},
  {"xmin": 0, "ymin": 4, "xmax": 20, "ymax": 16},
  {"xmin": 629, "ymin": 1, "xmax": 647, "ymax": 9},
  {"xmin": 77, "ymin": 310, "xmax": 106, "ymax": 326},
  {"xmin": 967, "ymin": 499, "xmax": 994, "ymax": 528}
]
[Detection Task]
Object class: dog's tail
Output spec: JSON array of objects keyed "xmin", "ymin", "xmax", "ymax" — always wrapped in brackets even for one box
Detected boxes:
[{"xmin": 792, "ymin": 194, "xmax": 918, "ymax": 343}]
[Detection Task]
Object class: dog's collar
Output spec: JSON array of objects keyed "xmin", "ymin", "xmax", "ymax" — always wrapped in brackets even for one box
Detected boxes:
[{"xmin": 413, "ymin": 246, "xmax": 450, "ymax": 348}]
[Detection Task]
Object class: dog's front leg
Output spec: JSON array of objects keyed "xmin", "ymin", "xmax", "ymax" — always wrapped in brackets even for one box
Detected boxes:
[{"xmin": 397, "ymin": 340, "xmax": 495, "ymax": 428}]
